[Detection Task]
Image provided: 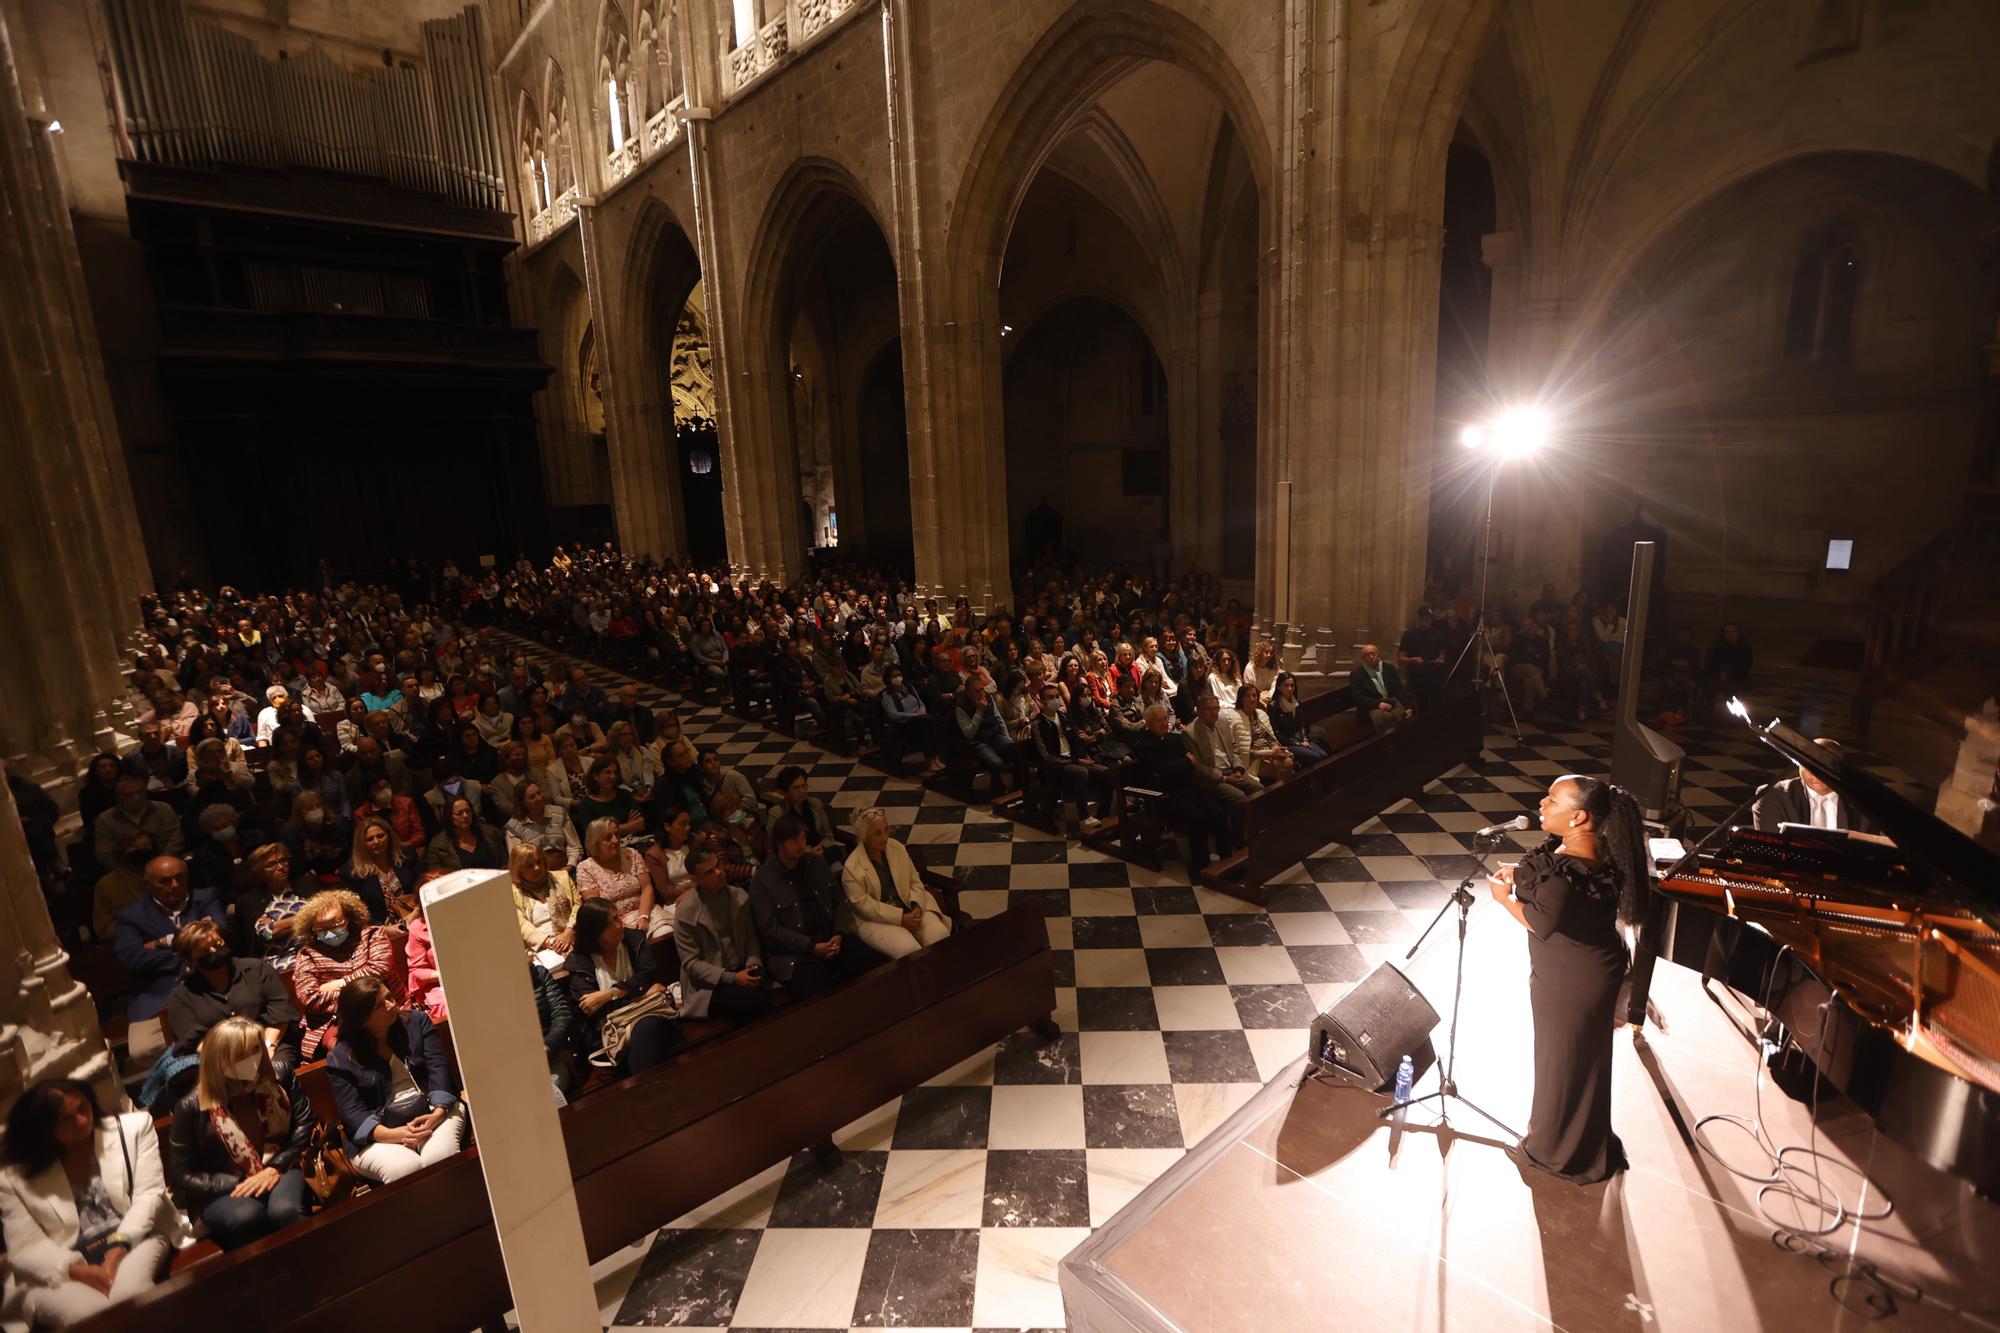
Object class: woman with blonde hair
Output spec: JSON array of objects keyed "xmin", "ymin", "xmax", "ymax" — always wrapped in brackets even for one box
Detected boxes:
[
  {"xmin": 840, "ymin": 809, "xmax": 951, "ymax": 960},
  {"xmin": 287, "ymin": 890, "xmax": 406, "ymax": 1059},
  {"xmin": 164, "ymin": 1018, "xmax": 314, "ymax": 1251},
  {"xmin": 337, "ymin": 815, "xmax": 417, "ymax": 923},
  {"xmin": 510, "ymin": 840, "xmax": 579, "ymax": 957},
  {"xmin": 575, "ymin": 817, "xmax": 653, "ymax": 932},
  {"xmin": 1244, "ymin": 638, "xmax": 1281, "ymax": 693}
]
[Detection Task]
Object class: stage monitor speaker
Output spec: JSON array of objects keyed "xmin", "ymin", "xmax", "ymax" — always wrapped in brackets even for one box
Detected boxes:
[{"xmin": 1307, "ymin": 963, "xmax": 1440, "ymax": 1090}]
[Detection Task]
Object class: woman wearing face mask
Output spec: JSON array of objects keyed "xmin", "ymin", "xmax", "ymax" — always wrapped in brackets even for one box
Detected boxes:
[
  {"xmin": 281, "ymin": 790, "xmax": 349, "ymax": 883},
  {"xmin": 703, "ymin": 791, "xmax": 765, "ymax": 884},
  {"xmin": 327, "ymin": 976, "xmax": 466, "ymax": 1184},
  {"xmin": 877, "ymin": 667, "xmax": 943, "ymax": 779},
  {"xmin": 229, "ymin": 844, "xmax": 317, "ymax": 964},
  {"xmin": 167, "ymin": 920, "xmax": 299, "ymax": 1070},
  {"xmin": 510, "ymin": 841, "xmax": 579, "ymax": 958},
  {"xmin": 164, "ymin": 1019, "xmax": 315, "ymax": 1252},
  {"xmin": 0, "ymin": 1077, "xmax": 181, "ymax": 1325},
  {"xmin": 338, "ymin": 816, "xmax": 419, "ymax": 924},
  {"xmin": 295, "ymin": 744, "xmax": 350, "ymax": 823},
  {"xmin": 287, "ymin": 890, "xmax": 406, "ymax": 1060},
  {"xmin": 423, "ymin": 794, "xmax": 507, "ymax": 873}
]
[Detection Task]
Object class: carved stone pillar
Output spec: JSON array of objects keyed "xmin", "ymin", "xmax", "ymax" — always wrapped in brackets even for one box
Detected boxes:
[
  {"xmin": 0, "ymin": 5, "xmax": 142, "ymax": 773},
  {"xmin": 0, "ymin": 778, "xmax": 119, "ymax": 1112}
]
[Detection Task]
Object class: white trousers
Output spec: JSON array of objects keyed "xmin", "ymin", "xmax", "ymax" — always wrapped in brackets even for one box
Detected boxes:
[
  {"xmin": 853, "ymin": 912, "xmax": 952, "ymax": 959},
  {"xmin": 354, "ymin": 1103, "xmax": 468, "ymax": 1184},
  {"xmin": 24, "ymin": 1236, "xmax": 170, "ymax": 1329}
]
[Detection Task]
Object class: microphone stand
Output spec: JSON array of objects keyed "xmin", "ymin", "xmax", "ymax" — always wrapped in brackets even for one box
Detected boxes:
[{"xmin": 1380, "ymin": 829, "xmax": 1520, "ymax": 1142}]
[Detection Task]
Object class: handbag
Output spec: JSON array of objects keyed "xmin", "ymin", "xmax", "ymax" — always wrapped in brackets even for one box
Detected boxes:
[
  {"xmin": 299, "ymin": 1118, "xmax": 360, "ymax": 1205},
  {"xmin": 590, "ymin": 989, "xmax": 679, "ymax": 1067}
]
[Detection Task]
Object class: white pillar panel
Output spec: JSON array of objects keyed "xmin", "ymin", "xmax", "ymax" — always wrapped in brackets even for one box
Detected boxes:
[{"xmin": 420, "ymin": 869, "xmax": 598, "ymax": 1332}]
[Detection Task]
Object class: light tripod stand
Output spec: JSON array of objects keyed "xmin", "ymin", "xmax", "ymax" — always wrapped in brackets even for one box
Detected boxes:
[
  {"xmin": 1378, "ymin": 830, "xmax": 1520, "ymax": 1143},
  {"xmin": 1444, "ymin": 452, "xmax": 1524, "ymax": 740}
]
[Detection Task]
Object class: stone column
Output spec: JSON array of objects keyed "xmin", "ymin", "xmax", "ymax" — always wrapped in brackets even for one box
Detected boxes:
[
  {"xmin": 0, "ymin": 775, "xmax": 119, "ymax": 1113},
  {"xmin": 577, "ymin": 203, "xmax": 691, "ymax": 563},
  {"xmin": 882, "ymin": 0, "xmax": 1008, "ymax": 610},
  {"xmin": 0, "ymin": 5, "xmax": 142, "ymax": 772}
]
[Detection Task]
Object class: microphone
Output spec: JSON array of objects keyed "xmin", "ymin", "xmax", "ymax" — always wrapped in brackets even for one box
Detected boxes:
[{"xmin": 1474, "ymin": 815, "xmax": 1532, "ymax": 839}]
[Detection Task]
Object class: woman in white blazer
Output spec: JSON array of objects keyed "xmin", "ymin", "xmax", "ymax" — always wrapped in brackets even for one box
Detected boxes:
[
  {"xmin": 0, "ymin": 1078, "xmax": 184, "ymax": 1328},
  {"xmin": 841, "ymin": 808, "xmax": 952, "ymax": 959}
]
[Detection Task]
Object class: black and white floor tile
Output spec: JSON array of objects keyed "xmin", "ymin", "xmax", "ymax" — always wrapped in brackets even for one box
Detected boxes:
[{"xmin": 505, "ymin": 640, "xmax": 1915, "ymax": 1331}]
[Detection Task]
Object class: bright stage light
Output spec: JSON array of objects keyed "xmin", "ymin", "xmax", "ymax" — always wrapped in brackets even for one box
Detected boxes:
[
  {"xmin": 1726, "ymin": 697, "xmax": 1748, "ymax": 721},
  {"xmin": 1490, "ymin": 407, "xmax": 1549, "ymax": 458},
  {"xmin": 1460, "ymin": 425, "xmax": 1485, "ymax": 449}
]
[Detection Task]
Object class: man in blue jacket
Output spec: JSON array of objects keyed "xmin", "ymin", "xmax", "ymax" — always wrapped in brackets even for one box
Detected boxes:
[{"xmin": 113, "ymin": 855, "xmax": 225, "ymax": 1047}]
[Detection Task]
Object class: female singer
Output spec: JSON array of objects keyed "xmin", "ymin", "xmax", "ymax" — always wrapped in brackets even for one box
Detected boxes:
[{"xmin": 1486, "ymin": 774, "xmax": 1649, "ymax": 1184}]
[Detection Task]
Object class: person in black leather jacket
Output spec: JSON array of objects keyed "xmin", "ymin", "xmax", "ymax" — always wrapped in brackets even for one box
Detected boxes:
[{"xmin": 165, "ymin": 1018, "xmax": 314, "ymax": 1250}]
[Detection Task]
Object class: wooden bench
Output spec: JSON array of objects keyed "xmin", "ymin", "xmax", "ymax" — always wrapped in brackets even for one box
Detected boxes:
[
  {"xmin": 80, "ymin": 903, "xmax": 1056, "ymax": 1332},
  {"xmin": 1197, "ymin": 691, "xmax": 1484, "ymax": 904}
]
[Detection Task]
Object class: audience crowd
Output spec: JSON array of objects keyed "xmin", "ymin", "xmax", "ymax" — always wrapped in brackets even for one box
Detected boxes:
[{"xmin": 0, "ymin": 544, "xmax": 1756, "ymax": 1323}]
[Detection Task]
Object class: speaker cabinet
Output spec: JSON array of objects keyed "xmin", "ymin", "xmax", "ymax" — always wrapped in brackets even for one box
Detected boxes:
[{"xmin": 1308, "ymin": 963, "xmax": 1440, "ymax": 1090}]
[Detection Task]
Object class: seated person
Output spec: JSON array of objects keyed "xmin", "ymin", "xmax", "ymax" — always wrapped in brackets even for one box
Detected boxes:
[
  {"xmin": 327, "ymin": 976, "xmax": 466, "ymax": 1185},
  {"xmin": 185, "ymin": 800, "xmax": 262, "ymax": 899},
  {"xmin": 1267, "ymin": 671, "xmax": 1328, "ymax": 767},
  {"xmin": 704, "ymin": 792, "xmax": 766, "ymax": 887},
  {"xmin": 955, "ymin": 681, "xmax": 1026, "ymax": 795},
  {"xmin": 401, "ymin": 885, "xmax": 447, "ymax": 1024},
  {"xmin": 576, "ymin": 816, "xmax": 655, "ymax": 933},
  {"xmin": 530, "ymin": 959, "xmax": 582, "ymax": 1094},
  {"xmin": 842, "ymin": 809, "xmax": 952, "ymax": 959},
  {"xmin": 1231, "ymin": 684, "xmax": 1295, "ymax": 782},
  {"xmin": 281, "ymin": 790, "xmax": 351, "ymax": 882},
  {"xmin": 1131, "ymin": 704, "xmax": 1232, "ymax": 868},
  {"xmin": 510, "ymin": 840, "xmax": 580, "ymax": 960},
  {"xmin": 1397, "ymin": 606, "xmax": 1447, "ymax": 706},
  {"xmin": 563, "ymin": 898, "xmax": 682, "ymax": 1073},
  {"xmin": 1752, "ymin": 737, "xmax": 1879, "ymax": 835},
  {"xmin": 877, "ymin": 666, "xmax": 943, "ymax": 779},
  {"xmin": 165, "ymin": 1018, "xmax": 314, "ymax": 1251},
  {"xmin": 675, "ymin": 846, "xmax": 775, "ymax": 1020},
  {"xmin": 166, "ymin": 920, "xmax": 301, "ymax": 1072},
  {"xmin": 230, "ymin": 842, "xmax": 316, "ymax": 965},
  {"xmin": 418, "ymin": 757, "xmax": 487, "ymax": 838},
  {"xmin": 0, "ymin": 1078, "xmax": 179, "ymax": 1327},
  {"xmin": 1349, "ymin": 643, "xmax": 1413, "ymax": 734},
  {"xmin": 570, "ymin": 756, "xmax": 644, "ymax": 841},
  {"xmin": 91, "ymin": 830, "xmax": 156, "ymax": 947},
  {"xmin": 339, "ymin": 815, "xmax": 420, "ymax": 923},
  {"xmin": 288, "ymin": 889, "xmax": 408, "ymax": 1060},
  {"xmin": 1184, "ymin": 693, "xmax": 1262, "ymax": 808},
  {"xmin": 505, "ymin": 779, "xmax": 582, "ymax": 868},
  {"xmin": 749, "ymin": 814, "xmax": 888, "ymax": 998},
  {"xmin": 423, "ymin": 794, "xmax": 507, "ymax": 873},
  {"xmin": 763, "ymin": 765, "xmax": 840, "ymax": 858},
  {"xmin": 113, "ymin": 855, "xmax": 225, "ymax": 1057},
  {"xmin": 92, "ymin": 774, "xmax": 184, "ymax": 873},
  {"xmin": 654, "ymin": 739, "xmax": 710, "ymax": 827},
  {"xmin": 643, "ymin": 808, "xmax": 699, "ymax": 939},
  {"xmin": 1031, "ymin": 685, "xmax": 1115, "ymax": 834},
  {"xmin": 698, "ymin": 747, "xmax": 762, "ymax": 818}
]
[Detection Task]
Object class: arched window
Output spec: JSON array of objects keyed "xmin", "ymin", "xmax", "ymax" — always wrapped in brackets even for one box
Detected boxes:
[
  {"xmin": 545, "ymin": 70, "xmax": 574, "ymax": 195},
  {"xmin": 1783, "ymin": 229, "xmax": 1860, "ymax": 363},
  {"xmin": 516, "ymin": 93, "xmax": 548, "ymax": 215},
  {"xmin": 599, "ymin": 2, "xmax": 634, "ymax": 153}
]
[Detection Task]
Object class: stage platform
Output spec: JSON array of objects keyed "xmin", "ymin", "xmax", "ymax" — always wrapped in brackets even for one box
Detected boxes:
[{"xmin": 1059, "ymin": 930, "xmax": 2000, "ymax": 1332}]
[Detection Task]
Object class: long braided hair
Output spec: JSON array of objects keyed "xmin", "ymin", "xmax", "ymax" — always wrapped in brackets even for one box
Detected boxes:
[{"xmin": 1560, "ymin": 774, "xmax": 1651, "ymax": 926}]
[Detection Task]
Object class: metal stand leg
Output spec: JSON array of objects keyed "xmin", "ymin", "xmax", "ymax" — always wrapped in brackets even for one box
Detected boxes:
[
  {"xmin": 1445, "ymin": 465, "xmax": 1523, "ymax": 741},
  {"xmin": 1380, "ymin": 867, "xmax": 1521, "ymax": 1142}
]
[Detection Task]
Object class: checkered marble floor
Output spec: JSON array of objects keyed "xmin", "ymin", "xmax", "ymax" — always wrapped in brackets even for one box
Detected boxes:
[{"xmin": 504, "ymin": 639, "xmax": 1916, "ymax": 1331}]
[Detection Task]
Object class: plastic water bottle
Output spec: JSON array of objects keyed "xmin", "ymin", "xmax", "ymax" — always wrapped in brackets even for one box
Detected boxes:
[{"xmin": 1393, "ymin": 1055, "xmax": 1415, "ymax": 1105}]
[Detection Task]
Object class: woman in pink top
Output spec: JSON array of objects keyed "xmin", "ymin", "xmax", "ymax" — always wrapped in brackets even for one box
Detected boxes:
[{"xmin": 575, "ymin": 817, "xmax": 653, "ymax": 932}]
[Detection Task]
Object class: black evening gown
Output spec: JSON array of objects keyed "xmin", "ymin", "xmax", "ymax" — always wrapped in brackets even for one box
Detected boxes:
[{"xmin": 1514, "ymin": 839, "xmax": 1629, "ymax": 1183}]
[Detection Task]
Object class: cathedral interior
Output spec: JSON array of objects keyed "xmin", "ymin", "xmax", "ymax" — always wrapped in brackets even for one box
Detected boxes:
[{"xmin": 0, "ymin": 0, "xmax": 1997, "ymax": 1328}]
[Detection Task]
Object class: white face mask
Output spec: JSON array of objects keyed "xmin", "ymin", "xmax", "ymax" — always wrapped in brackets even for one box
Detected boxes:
[{"xmin": 226, "ymin": 1053, "xmax": 262, "ymax": 1082}]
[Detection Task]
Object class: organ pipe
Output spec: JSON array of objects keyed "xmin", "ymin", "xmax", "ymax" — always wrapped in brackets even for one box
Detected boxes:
[{"xmin": 97, "ymin": 0, "xmax": 504, "ymax": 211}]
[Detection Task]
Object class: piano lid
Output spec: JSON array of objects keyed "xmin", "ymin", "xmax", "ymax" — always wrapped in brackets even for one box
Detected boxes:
[{"xmin": 1729, "ymin": 697, "xmax": 2000, "ymax": 932}]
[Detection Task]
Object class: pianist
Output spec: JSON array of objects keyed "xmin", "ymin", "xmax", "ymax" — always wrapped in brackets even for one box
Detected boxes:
[{"xmin": 1751, "ymin": 737, "xmax": 1878, "ymax": 835}]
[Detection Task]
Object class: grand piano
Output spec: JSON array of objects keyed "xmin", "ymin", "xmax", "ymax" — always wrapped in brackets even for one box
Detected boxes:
[{"xmin": 1654, "ymin": 705, "xmax": 2000, "ymax": 1194}]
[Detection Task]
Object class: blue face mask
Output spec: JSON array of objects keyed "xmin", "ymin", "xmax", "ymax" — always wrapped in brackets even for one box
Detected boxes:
[
  {"xmin": 315, "ymin": 926, "xmax": 351, "ymax": 950},
  {"xmin": 209, "ymin": 824, "xmax": 236, "ymax": 843},
  {"xmin": 442, "ymin": 779, "xmax": 463, "ymax": 796}
]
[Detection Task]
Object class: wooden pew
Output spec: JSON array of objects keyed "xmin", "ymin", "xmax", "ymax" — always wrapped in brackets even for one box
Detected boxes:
[
  {"xmin": 80, "ymin": 903, "xmax": 1056, "ymax": 1332},
  {"xmin": 1197, "ymin": 691, "xmax": 1484, "ymax": 904}
]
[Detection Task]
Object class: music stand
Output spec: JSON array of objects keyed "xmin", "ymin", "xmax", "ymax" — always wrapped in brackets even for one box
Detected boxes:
[{"xmin": 1380, "ymin": 830, "xmax": 1520, "ymax": 1142}]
